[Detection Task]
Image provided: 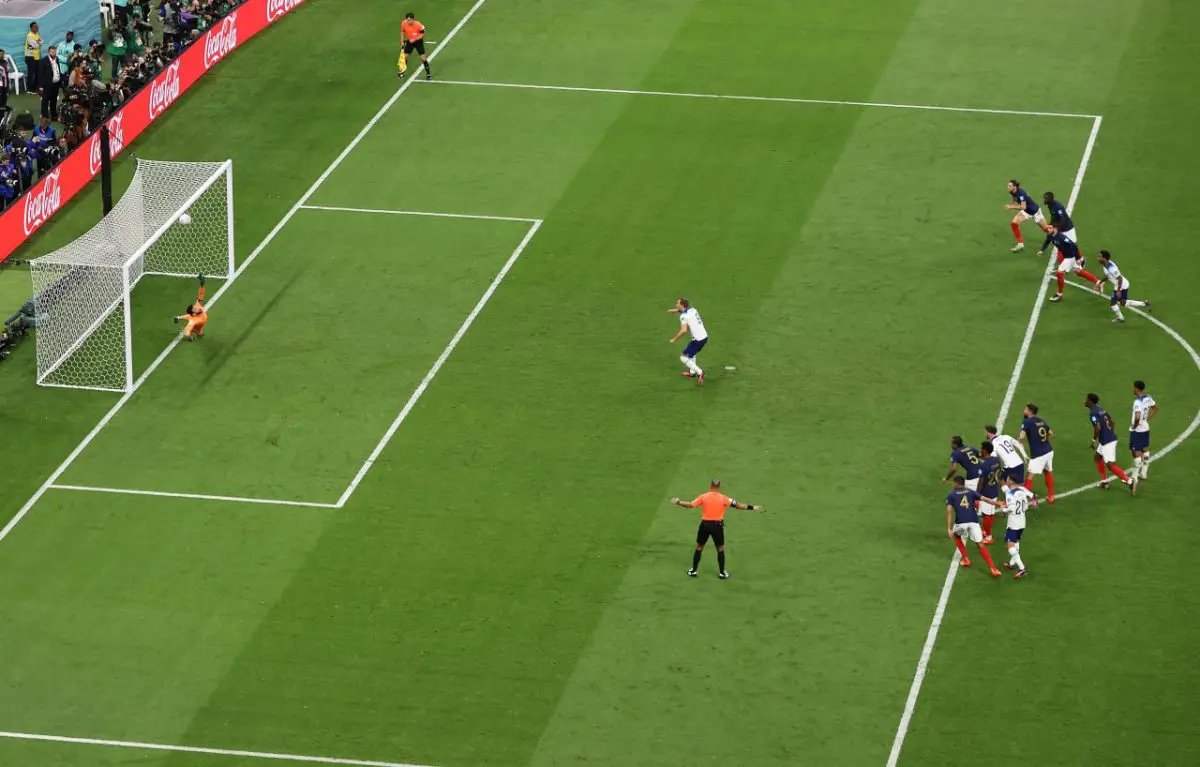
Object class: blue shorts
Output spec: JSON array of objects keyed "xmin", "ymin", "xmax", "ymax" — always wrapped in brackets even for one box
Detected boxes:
[
  {"xmin": 1002, "ymin": 464, "xmax": 1026, "ymax": 484},
  {"xmin": 1110, "ymin": 288, "xmax": 1128, "ymax": 305},
  {"xmin": 1005, "ymin": 528, "xmax": 1024, "ymax": 543},
  {"xmin": 1129, "ymin": 431, "xmax": 1150, "ymax": 453},
  {"xmin": 682, "ymin": 338, "xmax": 708, "ymax": 358}
]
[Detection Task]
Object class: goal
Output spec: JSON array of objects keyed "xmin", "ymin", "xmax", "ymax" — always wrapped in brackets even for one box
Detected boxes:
[{"xmin": 31, "ymin": 159, "xmax": 234, "ymax": 392}]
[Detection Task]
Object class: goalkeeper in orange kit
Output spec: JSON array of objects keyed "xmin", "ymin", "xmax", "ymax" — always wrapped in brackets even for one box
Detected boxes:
[{"xmin": 173, "ymin": 275, "xmax": 207, "ymax": 341}]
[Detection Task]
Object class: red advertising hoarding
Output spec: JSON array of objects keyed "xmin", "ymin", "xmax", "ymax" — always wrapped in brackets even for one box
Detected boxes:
[{"xmin": 0, "ymin": 0, "xmax": 307, "ymax": 263}]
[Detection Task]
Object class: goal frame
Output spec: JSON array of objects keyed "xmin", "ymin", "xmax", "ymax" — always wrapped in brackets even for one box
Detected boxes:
[{"xmin": 33, "ymin": 160, "xmax": 235, "ymax": 393}]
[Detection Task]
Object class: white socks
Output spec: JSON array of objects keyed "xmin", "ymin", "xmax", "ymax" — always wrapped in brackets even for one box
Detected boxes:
[
  {"xmin": 680, "ymin": 355, "xmax": 702, "ymax": 376},
  {"xmin": 1009, "ymin": 544, "xmax": 1025, "ymax": 571},
  {"xmin": 1111, "ymin": 305, "xmax": 1125, "ymax": 320},
  {"xmin": 1126, "ymin": 299, "xmax": 1147, "ymax": 308},
  {"xmin": 1140, "ymin": 453, "xmax": 1150, "ymax": 479}
]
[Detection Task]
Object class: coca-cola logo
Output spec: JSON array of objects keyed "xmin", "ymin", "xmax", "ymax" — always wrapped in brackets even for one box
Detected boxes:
[
  {"xmin": 203, "ymin": 13, "xmax": 239, "ymax": 69},
  {"xmin": 23, "ymin": 169, "xmax": 63, "ymax": 236},
  {"xmin": 148, "ymin": 60, "xmax": 182, "ymax": 120},
  {"xmin": 266, "ymin": 0, "xmax": 303, "ymax": 22},
  {"xmin": 88, "ymin": 113, "xmax": 126, "ymax": 175}
]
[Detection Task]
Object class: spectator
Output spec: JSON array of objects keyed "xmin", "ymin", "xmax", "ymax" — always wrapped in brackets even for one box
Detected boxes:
[
  {"xmin": 107, "ymin": 26, "xmax": 127, "ymax": 80},
  {"xmin": 161, "ymin": 2, "xmax": 181, "ymax": 48},
  {"xmin": 126, "ymin": 18, "xmax": 146, "ymax": 61},
  {"xmin": 37, "ymin": 46, "xmax": 62, "ymax": 121},
  {"xmin": 57, "ymin": 31, "xmax": 75, "ymax": 70},
  {"xmin": 31, "ymin": 116, "xmax": 56, "ymax": 175},
  {"xmin": 0, "ymin": 50, "xmax": 10, "ymax": 110},
  {"xmin": 24, "ymin": 22, "xmax": 41, "ymax": 92}
]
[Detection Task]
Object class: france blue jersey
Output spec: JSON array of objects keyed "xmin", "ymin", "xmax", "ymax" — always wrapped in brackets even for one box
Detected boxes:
[
  {"xmin": 1021, "ymin": 416, "xmax": 1053, "ymax": 457},
  {"xmin": 1010, "ymin": 187, "xmax": 1039, "ymax": 216},
  {"xmin": 950, "ymin": 446, "xmax": 984, "ymax": 479},
  {"xmin": 947, "ymin": 488, "xmax": 980, "ymax": 525},
  {"xmin": 1050, "ymin": 231, "xmax": 1080, "ymax": 260},
  {"xmin": 977, "ymin": 456, "xmax": 1002, "ymax": 499},
  {"xmin": 1089, "ymin": 405, "xmax": 1118, "ymax": 444},
  {"xmin": 1046, "ymin": 200, "xmax": 1073, "ymax": 231}
]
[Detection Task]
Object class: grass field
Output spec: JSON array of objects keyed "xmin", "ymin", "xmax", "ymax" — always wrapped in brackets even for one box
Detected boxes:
[{"xmin": 1, "ymin": 1, "xmax": 1198, "ymax": 765}]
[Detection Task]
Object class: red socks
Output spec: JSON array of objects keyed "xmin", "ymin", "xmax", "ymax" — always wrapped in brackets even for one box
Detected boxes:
[
  {"xmin": 982, "ymin": 515, "xmax": 995, "ymax": 537},
  {"xmin": 1109, "ymin": 464, "xmax": 1130, "ymax": 482},
  {"xmin": 1045, "ymin": 471, "xmax": 1056, "ymax": 500},
  {"xmin": 1095, "ymin": 456, "xmax": 1109, "ymax": 479},
  {"xmin": 1010, "ymin": 222, "xmax": 1022, "ymax": 243},
  {"xmin": 1077, "ymin": 269, "xmax": 1100, "ymax": 284},
  {"xmin": 954, "ymin": 537, "xmax": 968, "ymax": 559},
  {"xmin": 1057, "ymin": 272, "xmax": 1066, "ymax": 293},
  {"xmin": 978, "ymin": 544, "xmax": 998, "ymax": 569},
  {"xmin": 1024, "ymin": 476, "xmax": 1033, "ymax": 491}
]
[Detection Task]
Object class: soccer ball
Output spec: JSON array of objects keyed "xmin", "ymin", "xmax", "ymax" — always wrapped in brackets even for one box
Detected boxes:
[{"xmin": 179, "ymin": 213, "xmax": 193, "ymax": 226}]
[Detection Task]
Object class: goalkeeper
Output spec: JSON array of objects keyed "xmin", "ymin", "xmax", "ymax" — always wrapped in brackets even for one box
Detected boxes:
[{"xmin": 173, "ymin": 275, "xmax": 207, "ymax": 341}]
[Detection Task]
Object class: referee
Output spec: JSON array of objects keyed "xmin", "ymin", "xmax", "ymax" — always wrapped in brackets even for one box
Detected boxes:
[
  {"xmin": 399, "ymin": 12, "xmax": 432, "ymax": 80},
  {"xmin": 671, "ymin": 479, "xmax": 764, "ymax": 580}
]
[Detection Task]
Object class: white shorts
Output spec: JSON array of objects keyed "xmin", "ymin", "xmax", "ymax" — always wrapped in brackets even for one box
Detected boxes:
[
  {"xmin": 1062, "ymin": 227, "xmax": 1078, "ymax": 243},
  {"xmin": 1018, "ymin": 209, "xmax": 1046, "ymax": 225},
  {"xmin": 965, "ymin": 477, "xmax": 980, "ymax": 492},
  {"xmin": 954, "ymin": 522, "xmax": 983, "ymax": 544},
  {"xmin": 1029, "ymin": 451, "xmax": 1054, "ymax": 474},
  {"xmin": 1096, "ymin": 440, "xmax": 1117, "ymax": 464},
  {"xmin": 1057, "ymin": 257, "xmax": 1077, "ymax": 274},
  {"xmin": 978, "ymin": 497, "xmax": 997, "ymax": 516}
]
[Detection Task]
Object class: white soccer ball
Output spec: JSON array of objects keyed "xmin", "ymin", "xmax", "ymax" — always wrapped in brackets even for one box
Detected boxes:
[{"xmin": 179, "ymin": 213, "xmax": 193, "ymax": 226}]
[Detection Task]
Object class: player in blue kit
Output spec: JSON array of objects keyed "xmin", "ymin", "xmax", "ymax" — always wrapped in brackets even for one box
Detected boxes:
[
  {"xmin": 1086, "ymin": 393, "xmax": 1136, "ymax": 493},
  {"xmin": 1019, "ymin": 403, "xmax": 1056, "ymax": 503},
  {"xmin": 1046, "ymin": 225, "xmax": 1102, "ymax": 302},
  {"xmin": 1038, "ymin": 192, "xmax": 1076, "ymax": 258},
  {"xmin": 945, "ymin": 476, "xmax": 1001, "ymax": 576},
  {"xmin": 978, "ymin": 477, "xmax": 1036, "ymax": 579},
  {"xmin": 1005, "ymin": 179, "xmax": 1045, "ymax": 252},
  {"xmin": 976, "ymin": 441, "xmax": 1003, "ymax": 544},
  {"xmin": 942, "ymin": 436, "xmax": 983, "ymax": 491},
  {"xmin": 1129, "ymin": 380, "xmax": 1158, "ymax": 481}
]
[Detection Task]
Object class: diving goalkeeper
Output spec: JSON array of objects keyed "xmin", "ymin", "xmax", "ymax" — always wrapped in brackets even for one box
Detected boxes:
[{"xmin": 173, "ymin": 275, "xmax": 207, "ymax": 341}]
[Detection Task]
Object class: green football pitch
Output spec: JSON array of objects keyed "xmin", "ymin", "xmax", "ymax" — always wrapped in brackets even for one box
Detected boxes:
[{"xmin": 1, "ymin": 1, "xmax": 1198, "ymax": 765}]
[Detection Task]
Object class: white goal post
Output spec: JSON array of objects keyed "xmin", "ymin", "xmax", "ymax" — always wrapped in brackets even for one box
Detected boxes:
[{"xmin": 31, "ymin": 159, "xmax": 234, "ymax": 393}]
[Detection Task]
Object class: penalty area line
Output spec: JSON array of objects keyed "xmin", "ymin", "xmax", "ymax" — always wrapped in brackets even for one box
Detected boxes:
[
  {"xmin": 298, "ymin": 205, "xmax": 539, "ymax": 224},
  {"xmin": 0, "ymin": 730, "xmax": 435, "ymax": 767},
  {"xmin": 885, "ymin": 115, "xmax": 1104, "ymax": 767},
  {"xmin": 49, "ymin": 485, "xmax": 339, "ymax": 509}
]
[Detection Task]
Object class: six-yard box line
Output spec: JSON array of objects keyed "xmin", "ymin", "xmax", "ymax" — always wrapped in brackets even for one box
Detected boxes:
[{"xmin": 13, "ymin": 21, "xmax": 1194, "ymax": 767}]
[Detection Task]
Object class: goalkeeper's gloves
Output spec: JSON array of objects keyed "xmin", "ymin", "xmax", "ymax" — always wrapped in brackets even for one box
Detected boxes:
[{"xmin": 197, "ymin": 274, "xmax": 206, "ymax": 285}]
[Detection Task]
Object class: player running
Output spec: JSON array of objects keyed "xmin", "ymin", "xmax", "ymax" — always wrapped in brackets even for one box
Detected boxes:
[
  {"xmin": 1019, "ymin": 403, "xmax": 1056, "ymax": 503},
  {"xmin": 1005, "ymin": 179, "xmax": 1045, "ymax": 252},
  {"xmin": 942, "ymin": 436, "xmax": 983, "ymax": 491},
  {"xmin": 173, "ymin": 274, "xmax": 207, "ymax": 341},
  {"xmin": 1086, "ymin": 393, "xmax": 1136, "ymax": 493},
  {"xmin": 398, "ymin": 12, "xmax": 432, "ymax": 80},
  {"xmin": 945, "ymin": 476, "xmax": 1001, "ymax": 576},
  {"xmin": 668, "ymin": 297, "xmax": 707, "ymax": 385},
  {"xmin": 1037, "ymin": 192, "xmax": 1076, "ymax": 258},
  {"xmin": 1095, "ymin": 250, "xmax": 1152, "ymax": 322},
  {"xmin": 976, "ymin": 441, "xmax": 1004, "ymax": 544},
  {"xmin": 1130, "ymin": 380, "xmax": 1158, "ymax": 481},
  {"xmin": 1046, "ymin": 224, "xmax": 1101, "ymax": 302},
  {"xmin": 984, "ymin": 424, "xmax": 1028, "ymax": 485},
  {"xmin": 670, "ymin": 479, "xmax": 764, "ymax": 579},
  {"xmin": 978, "ymin": 476, "xmax": 1036, "ymax": 579}
]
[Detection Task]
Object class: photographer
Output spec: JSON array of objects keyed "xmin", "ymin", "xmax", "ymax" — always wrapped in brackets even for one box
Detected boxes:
[
  {"xmin": 6, "ymin": 128, "xmax": 35, "ymax": 190},
  {"xmin": 31, "ymin": 116, "xmax": 58, "ymax": 175},
  {"xmin": 0, "ymin": 152, "xmax": 19, "ymax": 210}
]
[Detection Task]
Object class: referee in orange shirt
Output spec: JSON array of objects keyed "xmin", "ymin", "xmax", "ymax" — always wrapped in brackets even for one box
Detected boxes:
[
  {"xmin": 399, "ymin": 12, "xmax": 432, "ymax": 80},
  {"xmin": 671, "ymin": 479, "xmax": 764, "ymax": 579}
]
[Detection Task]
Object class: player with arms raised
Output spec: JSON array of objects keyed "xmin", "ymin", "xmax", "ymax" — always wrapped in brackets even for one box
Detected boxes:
[
  {"xmin": 670, "ymin": 479, "xmax": 764, "ymax": 579},
  {"xmin": 1004, "ymin": 179, "xmax": 1045, "ymax": 253},
  {"xmin": 668, "ymin": 297, "xmax": 707, "ymax": 385},
  {"xmin": 1130, "ymin": 380, "xmax": 1157, "ymax": 481},
  {"xmin": 979, "ymin": 476, "xmax": 1036, "ymax": 579},
  {"xmin": 985, "ymin": 424, "xmax": 1028, "ymax": 485},
  {"xmin": 173, "ymin": 275, "xmax": 207, "ymax": 341},
  {"xmin": 1019, "ymin": 403, "xmax": 1056, "ymax": 503},
  {"xmin": 945, "ymin": 476, "xmax": 1001, "ymax": 577}
]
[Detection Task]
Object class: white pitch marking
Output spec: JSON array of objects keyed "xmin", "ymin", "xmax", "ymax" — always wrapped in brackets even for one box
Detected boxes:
[
  {"xmin": 335, "ymin": 220, "xmax": 543, "ymax": 508},
  {"xmin": 0, "ymin": 730, "xmax": 434, "ymax": 767},
  {"xmin": 419, "ymin": 79, "xmax": 1100, "ymax": 120},
  {"xmin": 885, "ymin": 115, "xmax": 1104, "ymax": 767},
  {"xmin": 49, "ymin": 484, "xmax": 339, "ymax": 509},
  {"xmin": 0, "ymin": 0, "xmax": 492, "ymax": 548},
  {"xmin": 298, "ymin": 204, "xmax": 539, "ymax": 224}
]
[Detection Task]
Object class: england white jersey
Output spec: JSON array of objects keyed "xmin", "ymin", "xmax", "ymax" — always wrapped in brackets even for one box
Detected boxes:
[
  {"xmin": 991, "ymin": 433, "xmax": 1027, "ymax": 469},
  {"xmin": 1131, "ymin": 394, "xmax": 1156, "ymax": 433},
  {"xmin": 680, "ymin": 308, "xmax": 708, "ymax": 341},
  {"xmin": 1002, "ymin": 485, "xmax": 1034, "ymax": 530},
  {"xmin": 1102, "ymin": 260, "xmax": 1130, "ymax": 291}
]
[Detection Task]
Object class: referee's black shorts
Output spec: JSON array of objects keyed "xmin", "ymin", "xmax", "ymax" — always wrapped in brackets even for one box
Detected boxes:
[
  {"xmin": 403, "ymin": 38, "xmax": 427, "ymax": 56},
  {"xmin": 696, "ymin": 519, "xmax": 725, "ymax": 547}
]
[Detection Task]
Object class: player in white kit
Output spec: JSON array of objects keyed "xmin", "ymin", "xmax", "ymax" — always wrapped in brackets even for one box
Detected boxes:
[
  {"xmin": 978, "ymin": 476, "xmax": 1035, "ymax": 579},
  {"xmin": 668, "ymin": 297, "xmax": 708, "ymax": 386},
  {"xmin": 985, "ymin": 424, "xmax": 1029, "ymax": 485},
  {"xmin": 1130, "ymin": 380, "xmax": 1158, "ymax": 480},
  {"xmin": 1094, "ymin": 250, "xmax": 1152, "ymax": 322}
]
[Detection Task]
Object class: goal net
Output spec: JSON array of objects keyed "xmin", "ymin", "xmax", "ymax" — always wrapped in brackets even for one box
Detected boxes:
[{"xmin": 31, "ymin": 159, "xmax": 234, "ymax": 392}]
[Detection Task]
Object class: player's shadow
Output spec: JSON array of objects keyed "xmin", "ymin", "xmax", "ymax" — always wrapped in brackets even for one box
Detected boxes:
[{"xmin": 194, "ymin": 265, "xmax": 308, "ymax": 391}]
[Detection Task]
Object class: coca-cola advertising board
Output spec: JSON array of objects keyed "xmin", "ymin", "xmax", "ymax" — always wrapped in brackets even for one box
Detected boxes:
[{"xmin": 0, "ymin": 0, "xmax": 307, "ymax": 263}]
